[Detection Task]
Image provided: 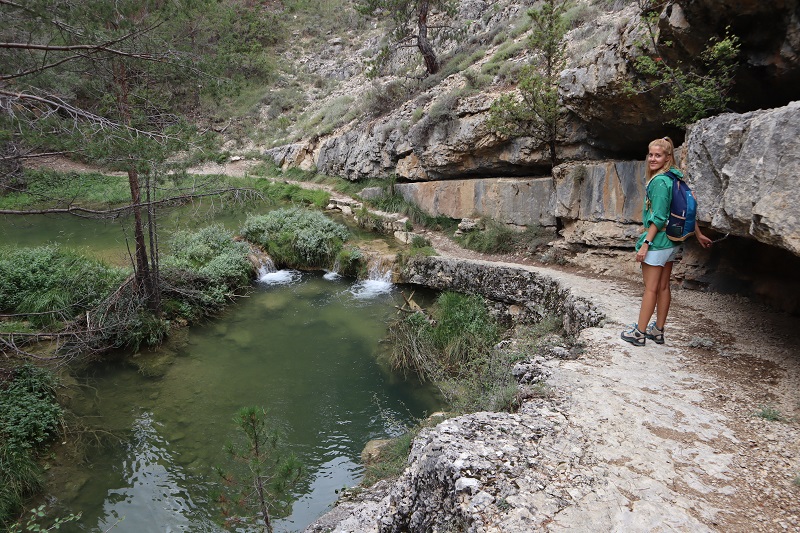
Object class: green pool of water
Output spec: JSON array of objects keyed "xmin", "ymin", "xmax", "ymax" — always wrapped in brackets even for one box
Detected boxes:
[
  {"xmin": 1, "ymin": 207, "xmax": 428, "ymax": 531},
  {"xmin": 58, "ymin": 271, "xmax": 438, "ymax": 532}
]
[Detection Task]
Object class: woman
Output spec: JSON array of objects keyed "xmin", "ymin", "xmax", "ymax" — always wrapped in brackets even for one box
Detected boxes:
[{"xmin": 621, "ymin": 137, "xmax": 712, "ymax": 346}]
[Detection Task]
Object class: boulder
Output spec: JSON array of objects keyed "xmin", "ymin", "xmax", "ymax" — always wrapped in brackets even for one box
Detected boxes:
[{"xmin": 684, "ymin": 101, "xmax": 800, "ymax": 256}]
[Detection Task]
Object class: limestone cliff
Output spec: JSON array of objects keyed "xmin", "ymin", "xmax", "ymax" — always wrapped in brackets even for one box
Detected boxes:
[{"xmin": 261, "ymin": 0, "xmax": 800, "ymax": 311}]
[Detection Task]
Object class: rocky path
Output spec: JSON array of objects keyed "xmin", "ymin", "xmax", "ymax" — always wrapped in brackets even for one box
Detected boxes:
[
  {"xmin": 316, "ymin": 215, "xmax": 800, "ymax": 531},
  {"xmin": 32, "ymin": 158, "xmax": 800, "ymax": 530}
]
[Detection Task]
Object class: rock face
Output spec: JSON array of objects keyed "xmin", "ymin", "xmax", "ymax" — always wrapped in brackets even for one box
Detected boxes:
[
  {"xmin": 395, "ymin": 177, "xmax": 556, "ymax": 228},
  {"xmin": 552, "ymin": 160, "xmax": 647, "ymax": 248},
  {"xmin": 684, "ymin": 102, "xmax": 800, "ymax": 256}
]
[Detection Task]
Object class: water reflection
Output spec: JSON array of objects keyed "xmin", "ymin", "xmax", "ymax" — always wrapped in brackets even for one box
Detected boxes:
[
  {"xmin": 97, "ymin": 413, "xmax": 214, "ymax": 532},
  {"xmin": 61, "ymin": 272, "xmax": 438, "ymax": 532}
]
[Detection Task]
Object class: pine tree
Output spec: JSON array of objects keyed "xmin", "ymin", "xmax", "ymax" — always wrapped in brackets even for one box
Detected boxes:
[
  {"xmin": 487, "ymin": 0, "xmax": 568, "ymax": 167},
  {"xmin": 217, "ymin": 407, "xmax": 303, "ymax": 532},
  {"xmin": 357, "ymin": 0, "xmax": 459, "ymax": 76}
]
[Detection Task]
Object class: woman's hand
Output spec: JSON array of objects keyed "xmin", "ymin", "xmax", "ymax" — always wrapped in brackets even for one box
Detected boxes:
[
  {"xmin": 636, "ymin": 244, "xmax": 648, "ymax": 262},
  {"xmin": 695, "ymin": 225, "xmax": 713, "ymax": 249},
  {"xmin": 696, "ymin": 233, "xmax": 713, "ymax": 249}
]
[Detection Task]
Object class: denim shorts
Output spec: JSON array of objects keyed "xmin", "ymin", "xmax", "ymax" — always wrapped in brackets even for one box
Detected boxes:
[{"xmin": 643, "ymin": 245, "xmax": 682, "ymax": 267}]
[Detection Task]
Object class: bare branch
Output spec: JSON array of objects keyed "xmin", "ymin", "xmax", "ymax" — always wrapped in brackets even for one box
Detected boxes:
[{"xmin": 0, "ymin": 187, "xmax": 263, "ymax": 218}]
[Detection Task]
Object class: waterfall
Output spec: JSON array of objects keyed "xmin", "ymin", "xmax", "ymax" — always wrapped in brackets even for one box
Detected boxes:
[
  {"xmin": 256, "ymin": 256, "xmax": 301, "ymax": 286},
  {"xmin": 349, "ymin": 254, "xmax": 394, "ymax": 299},
  {"xmin": 257, "ymin": 256, "xmax": 277, "ymax": 277},
  {"xmin": 324, "ymin": 258, "xmax": 341, "ymax": 280}
]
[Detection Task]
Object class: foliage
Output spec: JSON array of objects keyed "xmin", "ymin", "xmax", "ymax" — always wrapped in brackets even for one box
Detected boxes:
[
  {"xmin": 254, "ymin": 181, "xmax": 331, "ymax": 209},
  {"xmin": 388, "ymin": 294, "xmax": 571, "ymax": 413},
  {"xmin": 628, "ymin": 4, "xmax": 740, "ymax": 126},
  {"xmin": 241, "ymin": 208, "xmax": 350, "ymax": 269},
  {"xmin": 0, "ymin": 246, "xmax": 127, "ymax": 329},
  {"xmin": 161, "ymin": 225, "xmax": 253, "ymax": 314},
  {"xmin": 487, "ymin": 0, "xmax": 569, "ymax": 166},
  {"xmin": 456, "ymin": 220, "xmax": 553, "ymax": 256},
  {"xmin": 388, "ymin": 291, "xmax": 511, "ymax": 412},
  {"xmin": 363, "ymin": 80, "xmax": 415, "ymax": 118},
  {"xmin": 0, "ymin": 365, "xmax": 63, "ymax": 524},
  {"xmin": 361, "ymin": 430, "xmax": 417, "ymax": 486},
  {"xmin": 356, "ymin": 0, "xmax": 460, "ymax": 76},
  {"xmin": 6, "ymin": 504, "xmax": 81, "ymax": 533},
  {"xmin": 408, "ymin": 235, "xmax": 436, "ymax": 257},
  {"xmin": 217, "ymin": 407, "xmax": 303, "ymax": 532},
  {"xmin": 753, "ymin": 405, "xmax": 785, "ymax": 422},
  {"xmin": 365, "ymin": 190, "xmax": 456, "ymax": 231},
  {"xmin": 334, "ymin": 246, "xmax": 365, "ymax": 278},
  {"xmin": 0, "ymin": 170, "xmax": 131, "ymax": 209},
  {"xmin": 0, "ymin": 365, "xmax": 61, "ymax": 452}
]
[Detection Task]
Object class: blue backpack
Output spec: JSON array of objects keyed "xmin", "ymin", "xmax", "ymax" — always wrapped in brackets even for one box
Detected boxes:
[
  {"xmin": 648, "ymin": 170, "xmax": 697, "ymax": 242},
  {"xmin": 665, "ymin": 170, "xmax": 697, "ymax": 241}
]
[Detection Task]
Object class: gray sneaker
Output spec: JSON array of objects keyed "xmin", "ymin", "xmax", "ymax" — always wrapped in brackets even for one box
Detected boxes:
[
  {"xmin": 621, "ymin": 324, "xmax": 646, "ymax": 346},
  {"xmin": 645, "ymin": 322, "xmax": 664, "ymax": 344}
]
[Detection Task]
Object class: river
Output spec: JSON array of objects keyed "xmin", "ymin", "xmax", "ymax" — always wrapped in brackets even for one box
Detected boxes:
[{"xmin": 1, "ymin": 210, "xmax": 439, "ymax": 532}]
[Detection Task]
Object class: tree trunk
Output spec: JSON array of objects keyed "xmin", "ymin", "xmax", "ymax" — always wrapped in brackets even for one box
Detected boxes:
[
  {"xmin": 416, "ymin": 0, "xmax": 440, "ymax": 75},
  {"xmin": 145, "ymin": 171, "xmax": 161, "ymax": 312},
  {"xmin": 127, "ymin": 165, "xmax": 158, "ymax": 310}
]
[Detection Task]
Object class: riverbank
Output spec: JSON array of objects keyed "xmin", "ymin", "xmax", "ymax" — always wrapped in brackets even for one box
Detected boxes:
[{"xmin": 308, "ymin": 240, "xmax": 800, "ymax": 531}]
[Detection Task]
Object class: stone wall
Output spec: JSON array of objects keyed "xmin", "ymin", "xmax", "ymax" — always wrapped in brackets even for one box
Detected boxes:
[{"xmin": 399, "ymin": 256, "xmax": 604, "ymax": 335}]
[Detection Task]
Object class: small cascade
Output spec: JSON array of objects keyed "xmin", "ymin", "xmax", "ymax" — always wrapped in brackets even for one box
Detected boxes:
[
  {"xmin": 256, "ymin": 255, "xmax": 301, "ymax": 286},
  {"xmin": 257, "ymin": 256, "xmax": 277, "ymax": 278},
  {"xmin": 324, "ymin": 259, "xmax": 341, "ymax": 281},
  {"xmin": 349, "ymin": 254, "xmax": 394, "ymax": 299}
]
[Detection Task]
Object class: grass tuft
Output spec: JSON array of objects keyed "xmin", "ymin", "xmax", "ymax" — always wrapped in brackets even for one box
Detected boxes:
[{"xmin": 753, "ymin": 405, "xmax": 784, "ymax": 422}]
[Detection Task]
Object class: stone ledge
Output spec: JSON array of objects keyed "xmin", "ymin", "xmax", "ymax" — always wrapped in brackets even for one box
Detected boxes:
[{"xmin": 399, "ymin": 255, "xmax": 605, "ymax": 335}]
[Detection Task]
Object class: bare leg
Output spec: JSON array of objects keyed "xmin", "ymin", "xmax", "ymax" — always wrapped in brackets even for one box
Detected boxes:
[
  {"xmin": 654, "ymin": 261, "xmax": 674, "ymax": 329},
  {"xmin": 637, "ymin": 263, "xmax": 663, "ymax": 331}
]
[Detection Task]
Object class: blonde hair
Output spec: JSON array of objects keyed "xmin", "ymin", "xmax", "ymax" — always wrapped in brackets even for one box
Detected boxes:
[{"xmin": 646, "ymin": 137, "xmax": 675, "ymax": 179}]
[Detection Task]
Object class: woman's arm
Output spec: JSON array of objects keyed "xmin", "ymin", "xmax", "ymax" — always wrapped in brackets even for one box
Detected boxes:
[
  {"xmin": 695, "ymin": 224, "xmax": 712, "ymax": 249},
  {"xmin": 636, "ymin": 224, "xmax": 660, "ymax": 262}
]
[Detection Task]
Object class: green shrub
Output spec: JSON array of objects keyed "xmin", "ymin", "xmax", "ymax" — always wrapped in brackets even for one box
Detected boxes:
[
  {"xmin": 388, "ymin": 295, "xmax": 574, "ymax": 413},
  {"xmin": 429, "ymin": 292, "xmax": 500, "ymax": 369},
  {"xmin": 0, "ymin": 365, "xmax": 61, "ymax": 451},
  {"xmin": 456, "ymin": 219, "xmax": 515, "ymax": 254},
  {"xmin": 241, "ymin": 208, "xmax": 349, "ymax": 269},
  {"xmin": 0, "ymin": 365, "xmax": 62, "ymax": 524},
  {"xmin": 334, "ymin": 246, "xmax": 364, "ymax": 277},
  {"xmin": 366, "ymin": 192, "xmax": 455, "ymax": 231},
  {"xmin": 456, "ymin": 220, "xmax": 553, "ymax": 256},
  {"xmin": 388, "ymin": 291, "xmax": 508, "ymax": 412},
  {"xmin": 161, "ymin": 225, "xmax": 253, "ymax": 313},
  {"xmin": 363, "ymin": 80, "xmax": 412, "ymax": 118},
  {"xmin": 753, "ymin": 405, "xmax": 784, "ymax": 422},
  {"xmin": 361, "ymin": 431, "xmax": 416, "ymax": 486},
  {"xmin": 0, "ymin": 246, "xmax": 127, "ymax": 329}
]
